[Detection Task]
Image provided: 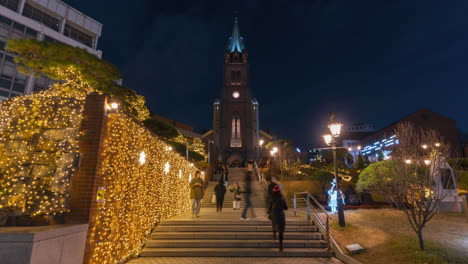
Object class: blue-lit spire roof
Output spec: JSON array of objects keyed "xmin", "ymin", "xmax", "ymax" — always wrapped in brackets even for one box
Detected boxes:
[{"xmin": 227, "ymin": 18, "xmax": 244, "ymax": 53}]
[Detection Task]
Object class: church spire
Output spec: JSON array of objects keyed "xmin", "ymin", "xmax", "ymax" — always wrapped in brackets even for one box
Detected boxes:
[{"xmin": 227, "ymin": 17, "xmax": 244, "ymax": 53}]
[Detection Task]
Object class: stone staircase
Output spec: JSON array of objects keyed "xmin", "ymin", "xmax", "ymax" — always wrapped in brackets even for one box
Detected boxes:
[
  {"xmin": 137, "ymin": 167, "xmax": 334, "ymax": 259},
  {"xmin": 140, "ymin": 217, "xmax": 332, "ymax": 257},
  {"xmin": 202, "ymin": 167, "xmax": 266, "ymax": 208}
]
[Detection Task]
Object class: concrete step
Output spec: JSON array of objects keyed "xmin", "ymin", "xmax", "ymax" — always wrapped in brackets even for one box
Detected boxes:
[
  {"xmin": 155, "ymin": 225, "xmax": 317, "ymax": 232},
  {"xmin": 145, "ymin": 239, "xmax": 327, "ymax": 248},
  {"xmin": 159, "ymin": 220, "xmax": 310, "ymax": 225},
  {"xmin": 151, "ymin": 231, "xmax": 323, "ymax": 240},
  {"xmin": 139, "ymin": 247, "xmax": 333, "ymax": 257}
]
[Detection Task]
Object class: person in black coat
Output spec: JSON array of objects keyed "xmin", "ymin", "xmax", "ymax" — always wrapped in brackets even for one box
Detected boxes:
[
  {"xmin": 214, "ymin": 179, "xmax": 226, "ymax": 212},
  {"xmin": 268, "ymin": 185, "xmax": 288, "ymax": 252},
  {"xmin": 265, "ymin": 176, "xmax": 278, "ymax": 209}
]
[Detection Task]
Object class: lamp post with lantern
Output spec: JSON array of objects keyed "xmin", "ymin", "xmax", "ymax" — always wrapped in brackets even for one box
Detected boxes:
[
  {"xmin": 323, "ymin": 112, "xmax": 346, "ymax": 227},
  {"xmin": 259, "ymin": 139, "xmax": 265, "ymax": 161}
]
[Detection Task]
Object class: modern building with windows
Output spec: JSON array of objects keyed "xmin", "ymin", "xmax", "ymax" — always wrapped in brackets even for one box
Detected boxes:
[
  {"xmin": 360, "ymin": 109, "xmax": 462, "ymax": 160},
  {"xmin": 0, "ymin": 0, "xmax": 102, "ymax": 100}
]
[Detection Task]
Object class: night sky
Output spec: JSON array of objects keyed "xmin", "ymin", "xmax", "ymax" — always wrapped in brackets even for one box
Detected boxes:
[{"xmin": 65, "ymin": 0, "xmax": 468, "ymax": 148}]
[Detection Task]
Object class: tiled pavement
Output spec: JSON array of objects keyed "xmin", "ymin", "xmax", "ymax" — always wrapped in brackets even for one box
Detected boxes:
[{"xmin": 127, "ymin": 257, "xmax": 343, "ymax": 264}]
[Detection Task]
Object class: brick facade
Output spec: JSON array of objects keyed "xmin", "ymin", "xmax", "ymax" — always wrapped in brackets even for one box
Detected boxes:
[{"xmin": 66, "ymin": 93, "xmax": 109, "ymax": 263}]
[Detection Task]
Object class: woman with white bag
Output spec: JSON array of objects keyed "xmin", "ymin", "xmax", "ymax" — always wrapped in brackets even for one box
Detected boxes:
[{"xmin": 229, "ymin": 183, "xmax": 241, "ymax": 210}]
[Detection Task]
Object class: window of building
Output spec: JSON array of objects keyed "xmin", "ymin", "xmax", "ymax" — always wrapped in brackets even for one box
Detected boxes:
[
  {"xmin": 25, "ymin": 27, "xmax": 37, "ymax": 38},
  {"xmin": 0, "ymin": 77, "xmax": 12, "ymax": 89},
  {"xmin": 236, "ymin": 71, "xmax": 241, "ymax": 81},
  {"xmin": 22, "ymin": 3, "xmax": 60, "ymax": 32},
  {"xmin": 0, "ymin": 0, "xmax": 19, "ymax": 12},
  {"xmin": 12, "ymin": 72, "xmax": 25, "ymax": 92},
  {"xmin": 64, "ymin": 24, "xmax": 93, "ymax": 47},
  {"xmin": 230, "ymin": 112, "xmax": 241, "ymax": 147},
  {"xmin": 231, "ymin": 70, "xmax": 235, "ymax": 81},
  {"xmin": 0, "ymin": 88, "xmax": 9, "ymax": 98}
]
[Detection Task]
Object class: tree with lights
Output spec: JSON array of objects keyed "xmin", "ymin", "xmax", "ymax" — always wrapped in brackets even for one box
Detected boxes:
[
  {"xmin": 357, "ymin": 122, "xmax": 456, "ymax": 250},
  {"xmin": 6, "ymin": 39, "xmax": 150, "ymax": 121}
]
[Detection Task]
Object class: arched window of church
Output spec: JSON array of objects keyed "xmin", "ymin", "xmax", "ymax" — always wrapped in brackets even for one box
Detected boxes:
[
  {"xmin": 231, "ymin": 71, "xmax": 236, "ymax": 81},
  {"xmin": 236, "ymin": 71, "xmax": 241, "ymax": 81},
  {"xmin": 231, "ymin": 112, "xmax": 241, "ymax": 147}
]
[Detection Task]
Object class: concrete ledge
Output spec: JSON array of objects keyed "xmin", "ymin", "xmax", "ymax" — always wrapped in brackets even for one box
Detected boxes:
[{"xmin": 0, "ymin": 224, "xmax": 88, "ymax": 264}]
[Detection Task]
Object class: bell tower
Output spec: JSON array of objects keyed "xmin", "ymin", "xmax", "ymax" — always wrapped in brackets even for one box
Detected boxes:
[{"xmin": 211, "ymin": 18, "xmax": 260, "ymax": 165}]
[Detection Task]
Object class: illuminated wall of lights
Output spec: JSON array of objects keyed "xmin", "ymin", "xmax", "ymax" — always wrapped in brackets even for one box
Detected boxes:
[
  {"xmin": 0, "ymin": 89, "xmax": 84, "ymax": 216},
  {"xmin": 87, "ymin": 112, "xmax": 197, "ymax": 264}
]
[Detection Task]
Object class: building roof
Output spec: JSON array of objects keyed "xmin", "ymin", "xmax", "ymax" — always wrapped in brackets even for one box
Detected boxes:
[
  {"xmin": 227, "ymin": 18, "xmax": 244, "ymax": 53},
  {"xmin": 260, "ymin": 130, "xmax": 274, "ymax": 140},
  {"xmin": 152, "ymin": 114, "xmax": 193, "ymax": 132}
]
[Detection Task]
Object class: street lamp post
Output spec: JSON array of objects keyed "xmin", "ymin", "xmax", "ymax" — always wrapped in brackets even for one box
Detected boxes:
[
  {"xmin": 207, "ymin": 140, "xmax": 214, "ymax": 163},
  {"xmin": 259, "ymin": 139, "xmax": 264, "ymax": 161},
  {"xmin": 270, "ymin": 147, "xmax": 283, "ymax": 181},
  {"xmin": 323, "ymin": 112, "xmax": 346, "ymax": 227}
]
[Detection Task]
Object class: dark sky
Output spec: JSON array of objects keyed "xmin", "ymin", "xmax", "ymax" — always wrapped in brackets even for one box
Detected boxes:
[{"xmin": 65, "ymin": 0, "xmax": 468, "ymax": 148}]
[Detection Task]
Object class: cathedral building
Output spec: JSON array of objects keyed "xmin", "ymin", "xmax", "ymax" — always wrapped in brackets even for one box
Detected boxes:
[{"xmin": 203, "ymin": 19, "xmax": 273, "ymax": 165}]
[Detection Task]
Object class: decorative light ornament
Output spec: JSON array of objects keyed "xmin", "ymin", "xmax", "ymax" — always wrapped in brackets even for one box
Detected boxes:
[
  {"xmin": 405, "ymin": 159, "xmax": 412, "ymax": 164},
  {"xmin": 232, "ymin": 91, "xmax": 240, "ymax": 98},
  {"xmin": 259, "ymin": 139, "xmax": 264, "ymax": 146},
  {"xmin": 164, "ymin": 162, "xmax": 170, "ymax": 174},
  {"xmin": 327, "ymin": 179, "xmax": 345, "ymax": 213},
  {"xmin": 189, "ymin": 174, "xmax": 192, "ymax": 182},
  {"xmin": 139, "ymin": 152, "xmax": 146, "ymax": 165},
  {"xmin": 111, "ymin": 103, "xmax": 118, "ymax": 109},
  {"xmin": 434, "ymin": 143, "xmax": 440, "ymax": 147},
  {"xmin": 424, "ymin": 160, "xmax": 431, "ymax": 165},
  {"xmin": 422, "ymin": 144, "xmax": 428, "ymax": 149},
  {"xmin": 179, "ymin": 170, "xmax": 182, "ymax": 179}
]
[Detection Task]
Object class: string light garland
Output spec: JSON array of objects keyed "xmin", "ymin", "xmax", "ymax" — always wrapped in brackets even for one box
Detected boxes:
[
  {"xmin": 0, "ymin": 77, "xmax": 86, "ymax": 217},
  {"xmin": 0, "ymin": 65, "xmax": 198, "ymax": 263},
  {"xmin": 87, "ymin": 112, "xmax": 197, "ymax": 264}
]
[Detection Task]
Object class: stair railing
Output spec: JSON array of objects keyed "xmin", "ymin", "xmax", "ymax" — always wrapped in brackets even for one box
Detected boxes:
[{"xmin": 293, "ymin": 192, "xmax": 331, "ymax": 250}]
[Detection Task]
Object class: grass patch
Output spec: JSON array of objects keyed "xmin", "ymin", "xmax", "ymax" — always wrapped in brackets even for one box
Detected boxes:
[
  {"xmin": 330, "ymin": 209, "xmax": 468, "ymax": 264},
  {"xmin": 385, "ymin": 237, "xmax": 464, "ymax": 264}
]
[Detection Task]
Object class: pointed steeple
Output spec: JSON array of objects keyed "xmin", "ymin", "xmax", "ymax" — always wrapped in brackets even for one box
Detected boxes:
[{"xmin": 227, "ymin": 17, "xmax": 245, "ymax": 53}]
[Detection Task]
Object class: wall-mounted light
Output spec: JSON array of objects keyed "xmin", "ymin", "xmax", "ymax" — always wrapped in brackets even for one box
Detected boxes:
[
  {"xmin": 111, "ymin": 103, "xmax": 118, "ymax": 109},
  {"xmin": 139, "ymin": 152, "xmax": 146, "ymax": 165},
  {"xmin": 164, "ymin": 162, "xmax": 170, "ymax": 174}
]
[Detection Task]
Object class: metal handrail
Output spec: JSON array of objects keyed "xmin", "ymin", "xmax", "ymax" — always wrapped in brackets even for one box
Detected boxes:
[
  {"xmin": 293, "ymin": 192, "xmax": 331, "ymax": 219},
  {"xmin": 293, "ymin": 192, "xmax": 331, "ymax": 250}
]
